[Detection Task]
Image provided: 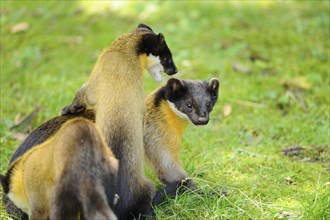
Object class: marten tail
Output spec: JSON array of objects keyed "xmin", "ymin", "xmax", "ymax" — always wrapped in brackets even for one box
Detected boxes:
[
  {"xmin": 0, "ymin": 165, "xmax": 15, "ymax": 194},
  {"xmin": 0, "ymin": 174, "xmax": 8, "ymax": 193}
]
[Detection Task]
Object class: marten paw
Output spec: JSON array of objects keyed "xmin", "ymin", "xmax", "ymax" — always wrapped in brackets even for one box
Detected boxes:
[
  {"xmin": 152, "ymin": 178, "xmax": 195, "ymax": 205},
  {"xmin": 176, "ymin": 178, "xmax": 196, "ymax": 193},
  {"xmin": 61, "ymin": 103, "xmax": 86, "ymax": 115}
]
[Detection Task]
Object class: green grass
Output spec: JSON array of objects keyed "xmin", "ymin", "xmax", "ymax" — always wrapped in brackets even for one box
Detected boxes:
[{"xmin": 1, "ymin": 1, "xmax": 329, "ymax": 219}]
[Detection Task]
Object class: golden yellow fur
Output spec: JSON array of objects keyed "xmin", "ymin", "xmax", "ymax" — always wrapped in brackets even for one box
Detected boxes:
[
  {"xmin": 84, "ymin": 30, "xmax": 151, "ymax": 182},
  {"xmin": 61, "ymin": 26, "xmax": 157, "ymax": 218},
  {"xmin": 7, "ymin": 118, "xmax": 118, "ymax": 220},
  {"xmin": 144, "ymin": 77, "xmax": 219, "ymax": 189},
  {"xmin": 144, "ymin": 93, "xmax": 190, "ymax": 184}
]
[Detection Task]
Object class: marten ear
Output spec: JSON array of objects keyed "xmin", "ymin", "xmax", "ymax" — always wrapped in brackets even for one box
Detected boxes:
[
  {"xmin": 138, "ymin": 24, "xmax": 153, "ymax": 31},
  {"xmin": 208, "ymin": 78, "xmax": 220, "ymax": 99},
  {"xmin": 158, "ymin": 33, "xmax": 165, "ymax": 44},
  {"xmin": 166, "ymin": 78, "xmax": 186, "ymax": 98}
]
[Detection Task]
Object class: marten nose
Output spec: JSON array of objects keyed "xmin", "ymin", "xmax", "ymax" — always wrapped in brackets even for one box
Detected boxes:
[
  {"xmin": 165, "ymin": 64, "xmax": 178, "ymax": 75},
  {"xmin": 173, "ymin": 66, "xmax": 178, "ymax": 74},
  {"xmin": 167, "ymin": 68, "xmax": 177, "ymax": 75},
  {"xmin": 197, "ymin": 117, "xmax": 208, "ymax": 124}
]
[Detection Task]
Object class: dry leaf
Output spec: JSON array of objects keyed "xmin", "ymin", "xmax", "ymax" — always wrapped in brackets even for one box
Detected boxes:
[
  {"xmin": 181, "ymin": 60, "xmax": 191, "ymax": 67},
  {"xmin": 232, "ymin": 62, "xmax": 251, "ymax": 74},
  {"xmin": 64, "ymin": 36, "xmax": 83, "ymax": 45},
  {"xmin": 10, "ymin": 107, "xmax": 40, "ymax": 132},
  {"xmin": 280, "ymin": 76, "xmax": 311, "ymax": 90},
  {"xmin": 223, "ymin": 104, "xmax": 232, "ymax": 117},
  {"xmin": 11, "ymin": 22, "xmax": 29, "ymax": 34},
  {"xmin": 284, "ymin": 176, "xmax": 297, "ymax": 185},
  {"xmin": 12, "ymin": 132, "xmax": 28, "ymax": 141},
  {"xmin": 221, "ymin": 39, "xmax": 234, "ymax": 49},
  {"xmin": 282, "ymin": 146, "xmax": 304, "ymax": 156},
  {"xmin": 275, "ymin": 211, "xmax": 298, "ymax": 219},
  {"xmin": 249, "ymin": 51, "xmax": 269, "ymax": 62},
  {"xmin": 261, "ymin": 67, "xmax": 277, "ymax": 75},
  {"xmin": 14, "ymin": 113, "xmax": 26, "ymax": 125}
]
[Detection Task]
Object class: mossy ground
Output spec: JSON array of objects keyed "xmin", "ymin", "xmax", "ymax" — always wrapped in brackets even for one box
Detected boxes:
[{"xmin": 1, "ymin": 1, "xmax": 329, "ymax": 219}]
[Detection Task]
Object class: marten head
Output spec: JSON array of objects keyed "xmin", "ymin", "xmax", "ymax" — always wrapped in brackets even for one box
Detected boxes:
[
  {"xmin": 164, "ymin": 78, "xmax": 220, "ymax": 126},
  {"xmin": 137, "ymin": 24, "xmax": 178, "ymax": 82}
]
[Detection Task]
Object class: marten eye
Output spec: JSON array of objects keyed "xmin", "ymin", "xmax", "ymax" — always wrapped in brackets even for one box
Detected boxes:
[
  {"xmin": 186, "ymin": 102, "xmax": 192, "ymax": 109},
  {"xmin": 206, "ymin": 101, "xmax": 211, "ymax": 108}
]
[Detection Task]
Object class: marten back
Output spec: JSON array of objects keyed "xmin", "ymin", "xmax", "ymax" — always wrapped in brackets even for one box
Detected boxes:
[
  {"xmin": 2, "ymin": 118, "xmax": 118, "ymax": 220},
  {"xmin": 9, "ymin": 110, "xmax": 95, "ymax": 164}
]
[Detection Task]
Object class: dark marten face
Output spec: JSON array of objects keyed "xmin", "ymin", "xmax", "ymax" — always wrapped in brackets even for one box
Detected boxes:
[
  {"xmin": 137, "ymin": 24, "xmax": 178, "ymax": 82},
  {"xmin": 165, "ymin": 78, "xmax": 220, "ymax": 126}
]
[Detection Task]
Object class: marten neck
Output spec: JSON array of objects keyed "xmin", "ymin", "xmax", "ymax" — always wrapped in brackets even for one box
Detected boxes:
[{"xmin": 161, "ymin": 100, "xmax": 190, "ymax": 137}]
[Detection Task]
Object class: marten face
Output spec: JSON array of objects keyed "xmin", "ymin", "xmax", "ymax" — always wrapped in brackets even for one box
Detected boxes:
[
  {"xmin": 137, "ymin": 24, "xmax": 178, "ymax": 82},
  {"xmin": 165, "ymin": 78, "xmax": 220, "ymax": 126}
]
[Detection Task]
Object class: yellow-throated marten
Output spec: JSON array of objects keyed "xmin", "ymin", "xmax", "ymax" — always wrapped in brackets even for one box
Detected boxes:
[
  {"xmin": 0, "ymin": 118, "xmax": 118, "ymax": 220},
  {"xmin": 3, "ymin": 78, "xmax": 219, "ymax": 219},
  {"xmin": 61, "ymin": 24, "xmax": 177, "ymax": 219},
  {"xmin": 144, "ymin": 78, "xmax": 219, "ymax": 191}
]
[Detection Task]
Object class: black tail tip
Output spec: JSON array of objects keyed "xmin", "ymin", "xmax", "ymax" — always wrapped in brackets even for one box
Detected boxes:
[
  {"xmin": 0, "ymin": 174, "xmax": 5, "ymax": 184},
  {"xmin": 0, "ymin": 174, "xmax": 9, "ymax": 194}
]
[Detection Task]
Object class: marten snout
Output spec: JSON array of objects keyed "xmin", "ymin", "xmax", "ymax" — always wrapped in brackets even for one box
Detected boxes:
[
  {"xmin": 191, "ymin": 112, "xmax": 209, "ymax": 126},
  {"xmin": 197, "ymin": 116, "xmax": 208, "ymax": 125},
  {"xmin": 165, "ymin": 66, "xmax": 178, "ymax": 75},
  {"xmin": 163, "ymin": 58, "xmax": 178, "ymax": 75}
]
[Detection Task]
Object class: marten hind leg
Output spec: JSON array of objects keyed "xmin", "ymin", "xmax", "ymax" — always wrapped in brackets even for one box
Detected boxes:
[
  {"xmin": 135, "ymin": 179, "xmax": 156, "ymax": 219},
  {"xmin": 116, "ymin": 173, "xmax": 155, "ymax": 220}
]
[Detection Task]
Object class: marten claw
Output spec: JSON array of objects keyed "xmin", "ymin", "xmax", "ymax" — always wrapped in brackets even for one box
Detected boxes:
[
  {"xmin": 61, "ymin": 106, "xmax": 70, "ymax": 115},
  {"xmin": 61, "ymin": 104, "xmax": 86, "ymax": 115}
]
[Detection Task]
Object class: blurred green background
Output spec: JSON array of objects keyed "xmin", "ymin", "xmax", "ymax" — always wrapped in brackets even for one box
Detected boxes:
[{"xmin": 0, "ymin": 1, "xmax": 329, "ymax": 219}]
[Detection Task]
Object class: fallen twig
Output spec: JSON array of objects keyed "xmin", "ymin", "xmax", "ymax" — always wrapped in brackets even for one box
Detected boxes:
[
  {"xmin": 231, "ymin": 99, "xmax": 267, "ymax": 109},
  {"xmin": 237, "ymin": 149, "xmax": 271, "ymax": 158}
]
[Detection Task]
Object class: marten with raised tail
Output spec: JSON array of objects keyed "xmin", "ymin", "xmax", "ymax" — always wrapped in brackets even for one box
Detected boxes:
[
  {"xmin": 61, "ymin": 23, "xmax": 177, "ymax": 219},
  {"xmin": 0, "ymin": 118, "xmax": 118, "ymax": 220}
]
